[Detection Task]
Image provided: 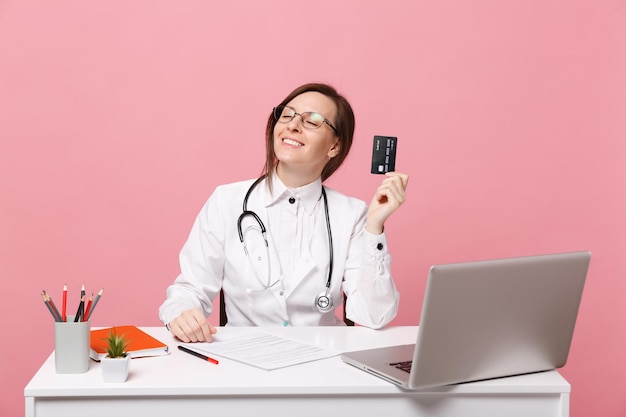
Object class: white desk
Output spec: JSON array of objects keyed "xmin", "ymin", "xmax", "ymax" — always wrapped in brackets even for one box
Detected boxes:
[{"xmin": 24, "ymin": 326, "xmax": 570, "ymax": 417}]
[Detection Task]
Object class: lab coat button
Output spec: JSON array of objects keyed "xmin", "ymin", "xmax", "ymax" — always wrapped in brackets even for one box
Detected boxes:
[
  {"xmin": 377, "ymin": 243, "xmax": 384, "ymax": 250},
  {"xmin": 289, "ymin": 197, "xmax": 296, "ymax": 204}
]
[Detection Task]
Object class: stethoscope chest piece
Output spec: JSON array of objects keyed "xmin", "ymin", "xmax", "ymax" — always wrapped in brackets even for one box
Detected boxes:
[{"xmin": 315, "ymin": 291, "xmax": 334, "ymax": 313}]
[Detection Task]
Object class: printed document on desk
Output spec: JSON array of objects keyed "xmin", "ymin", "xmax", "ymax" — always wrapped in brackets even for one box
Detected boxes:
[{"xmin": 182, "ymin": 331, "xmax": 340, "ymax": 370}]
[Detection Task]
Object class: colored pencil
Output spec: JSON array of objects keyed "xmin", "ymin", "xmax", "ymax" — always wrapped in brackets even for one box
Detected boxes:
[
  {"xmin": 87, "ymin": 288, "xmax": 103, "ymax": 320},
  {"xmin": 43, "ymin": 291, "xmax": 62, "ymax": 322},
  {"xmin": 62, "ymin": 284, "xmax": 67, "ymax": 322},
  {"xmin": 42, "ymin": 293, "xmax": 62, "ymax": 322},
  {"xmin": 74, "ymin": 295, "xmax": 85, "ymax": 322},
  {"xmin": 83, "ymin": 293, "xmax": 93, "ymax": 322},
  {"xmin": 79, "ymin": 284, "xmax": 86, "ymax": 319}
]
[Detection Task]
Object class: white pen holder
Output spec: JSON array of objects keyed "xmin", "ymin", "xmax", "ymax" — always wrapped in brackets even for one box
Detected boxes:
[{"xmin": 54, "ymin": 316, "xmax": 91, "ymax": 374}]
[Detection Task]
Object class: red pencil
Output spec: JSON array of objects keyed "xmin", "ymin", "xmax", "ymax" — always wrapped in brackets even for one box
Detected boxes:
[
  {"xmin": 83, "ymin": 293, "xmax": 93, "ymax": 322},
  {"xmin": 62, "ymin": 284, "xmax": 67, "ymax": 322}
]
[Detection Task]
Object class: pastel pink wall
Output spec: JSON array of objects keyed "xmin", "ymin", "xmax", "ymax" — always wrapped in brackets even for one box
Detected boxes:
[{"xmin": 1, "ymin": 1, "xmax": 624, "ymax": 416}]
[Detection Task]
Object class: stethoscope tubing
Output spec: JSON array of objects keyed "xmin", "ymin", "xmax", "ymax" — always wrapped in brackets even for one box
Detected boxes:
[{"xmin": 236, "ymin": 175, "xmax": 334, "ymax": 312}]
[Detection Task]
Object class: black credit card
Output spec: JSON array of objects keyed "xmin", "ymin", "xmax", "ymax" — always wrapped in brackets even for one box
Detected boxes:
[{"xmin": 371, "ymin": 135, "xmax": 397, "ymax": 174}]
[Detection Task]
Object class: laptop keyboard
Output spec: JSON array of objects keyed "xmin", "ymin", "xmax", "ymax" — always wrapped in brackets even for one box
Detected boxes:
[{"xmin": 390, "ymin": 360, "xmax": 412, "ymax": 373}]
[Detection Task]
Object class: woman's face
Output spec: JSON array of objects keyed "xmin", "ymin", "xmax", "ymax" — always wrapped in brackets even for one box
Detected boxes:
[{"xmin": 273, "ymin": 91, "xmax": 340, "ymax": 181}]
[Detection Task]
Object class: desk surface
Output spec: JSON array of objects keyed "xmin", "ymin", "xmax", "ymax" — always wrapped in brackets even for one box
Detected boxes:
[
  {"xmin": 25, "ymin": 326, "xmax": 569, "ymax": 395},
  {"xmin": 25, "ymin": 326, "xmax": 571, "ymax": 417}
]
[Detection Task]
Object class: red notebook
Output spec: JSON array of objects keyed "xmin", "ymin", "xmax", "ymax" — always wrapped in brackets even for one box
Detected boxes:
[{"xmin": 90, "ymin": 325, "xmax": 169, "ymax": 361}]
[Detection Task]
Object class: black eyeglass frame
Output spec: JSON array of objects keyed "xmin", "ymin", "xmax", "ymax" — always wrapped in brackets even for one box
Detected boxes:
[{"xmin": 273, "ymin": 106, "xmax": 338, "ymax": 135}]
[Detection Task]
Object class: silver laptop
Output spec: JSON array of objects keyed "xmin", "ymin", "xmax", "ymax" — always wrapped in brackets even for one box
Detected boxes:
[{"xmin": 341, "ymin": 251, "xmax": 590, "ymax": 390}]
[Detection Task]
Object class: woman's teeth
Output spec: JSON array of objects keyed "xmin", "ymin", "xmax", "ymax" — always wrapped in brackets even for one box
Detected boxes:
[{"xmin": 283, "ymin": 138, "xmax": 303, "ymax": 147}]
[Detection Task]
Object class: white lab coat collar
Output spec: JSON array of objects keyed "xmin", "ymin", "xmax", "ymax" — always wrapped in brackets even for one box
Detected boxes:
[{"xmin": 265, "ymin": 172, "xmax": 323, "ymax": 214}]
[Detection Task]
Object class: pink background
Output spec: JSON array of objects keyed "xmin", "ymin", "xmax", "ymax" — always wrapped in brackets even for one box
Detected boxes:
[{"xmin": 1, "ymin": 1, "xmax": 624, "ymax": 416}]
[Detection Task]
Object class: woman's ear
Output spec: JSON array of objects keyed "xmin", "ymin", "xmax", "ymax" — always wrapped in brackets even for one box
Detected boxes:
[{"xmin": 327, "ymin": 140, "xmax": 341, "ymax": 159}]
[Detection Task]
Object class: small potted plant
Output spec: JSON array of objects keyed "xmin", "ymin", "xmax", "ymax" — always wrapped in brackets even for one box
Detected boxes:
[{"xmin": 100, "ymin": 329, "xmax": 130, "ymax": 382}]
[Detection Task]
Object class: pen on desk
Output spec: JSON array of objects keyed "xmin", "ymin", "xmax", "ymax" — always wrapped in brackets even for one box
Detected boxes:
[
  {"xmin": 74, "ymin": 295, "xmax": 85, "ymax": 322},
  {"xmin": 83, "ymin": 293, "xmax": 93, "ymax": 322},
  {"xmin": 62, "ymin": 284, "xmax": 67, "ymax": 322},
  {"xmin": 87, "ymin": 288, "xmax": 103, "ymax": 320},
  {"xmin": 178, "ymin": 345, "xmax": 219, "ymax": 365},
  {"xmin": 41, "ymin": 292, "xmax": 62, "ymax": 322}
]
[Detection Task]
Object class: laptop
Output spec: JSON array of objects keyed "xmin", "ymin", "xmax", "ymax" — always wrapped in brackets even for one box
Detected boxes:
[{"xmin": 341, "ymin": 251, "xmax": 590, "ymax": 390}]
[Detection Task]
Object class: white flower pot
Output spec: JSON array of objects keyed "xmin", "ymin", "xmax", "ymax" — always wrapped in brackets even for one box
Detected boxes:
[{"xmin": 101, "ymin": 354, "xmax": 130, "ymax": 382}]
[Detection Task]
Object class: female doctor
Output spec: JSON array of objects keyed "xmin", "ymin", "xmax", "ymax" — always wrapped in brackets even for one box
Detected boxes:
[{"xmin": 159, "ymin": 83, "xmax": 409, "ymax": 343}]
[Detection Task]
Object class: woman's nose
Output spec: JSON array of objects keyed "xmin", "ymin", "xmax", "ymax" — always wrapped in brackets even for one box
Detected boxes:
[{"xmin": 287, "ymin": 116, "xmax": 302, "ymax": 131}]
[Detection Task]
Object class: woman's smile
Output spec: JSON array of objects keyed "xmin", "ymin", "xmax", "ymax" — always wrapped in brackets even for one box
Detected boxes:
[{"xmin": 282, "ymin": 137, "xmax": 304, "ymax": 147}]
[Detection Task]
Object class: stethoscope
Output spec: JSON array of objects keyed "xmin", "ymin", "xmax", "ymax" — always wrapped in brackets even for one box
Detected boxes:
[{"xmin": 237, "ymin": 175, "xmax": 335, "ymax": 313}]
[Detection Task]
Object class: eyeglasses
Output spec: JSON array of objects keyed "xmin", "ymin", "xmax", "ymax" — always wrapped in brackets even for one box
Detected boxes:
[{"xmin": 273, "ymin": 106, "xmax": 338, "ymax": 134}]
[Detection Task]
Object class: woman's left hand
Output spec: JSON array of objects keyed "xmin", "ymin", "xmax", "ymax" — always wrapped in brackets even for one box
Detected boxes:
[{"xmin": 366, "ymin": 172, "xmax": 409, "ymax": 234}]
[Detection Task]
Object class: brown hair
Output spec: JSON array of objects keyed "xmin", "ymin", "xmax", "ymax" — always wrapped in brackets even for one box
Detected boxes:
[{"xmin": 262, "ymin": 83, "xmax": 355, "ymax": 189}]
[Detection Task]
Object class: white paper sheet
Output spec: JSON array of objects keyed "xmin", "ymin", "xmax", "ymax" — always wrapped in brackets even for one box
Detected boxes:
[{"xmin": 182, "ymin": 331, "xmax": 340, "ymax": 370}]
